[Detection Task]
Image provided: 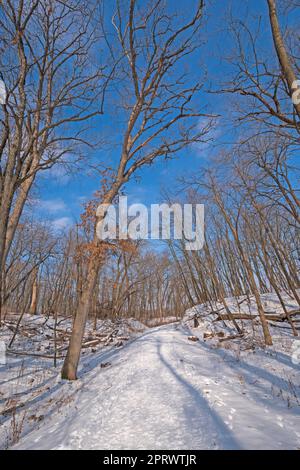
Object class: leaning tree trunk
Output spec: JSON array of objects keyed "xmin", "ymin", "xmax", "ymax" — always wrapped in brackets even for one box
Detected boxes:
[
  {"xmin": 61, "ymin": 256, "xmax": 99, "ymax": 380},
  {"xmin": 61, "ymin": 187, "xmax": 118, "ymax": 380}
]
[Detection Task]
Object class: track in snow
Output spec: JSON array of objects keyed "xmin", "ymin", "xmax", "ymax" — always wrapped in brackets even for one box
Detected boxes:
[{"xmin": 14, "ymin": 324, "xmax": 300, "ymax": 450}]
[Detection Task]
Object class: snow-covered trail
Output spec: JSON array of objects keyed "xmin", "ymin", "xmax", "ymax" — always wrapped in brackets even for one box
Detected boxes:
[{"xmin": 14, "ymin": 324, "xmax": 300, "ymax": 450}]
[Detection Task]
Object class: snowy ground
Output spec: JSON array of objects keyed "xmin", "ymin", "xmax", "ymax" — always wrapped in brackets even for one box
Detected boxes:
[
  {"xmin": 2, "ymin": 321, "xmax": 299, "ymax": 450},
  {"xmin": 0, "ymin": 315, "xmax": 147, "ymax": 449},
  {"xmin": 1, "ymin": 292, "xmax": 300, "ymax": 450}
]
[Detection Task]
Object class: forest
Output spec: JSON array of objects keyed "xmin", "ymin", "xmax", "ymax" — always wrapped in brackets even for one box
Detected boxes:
[{"xmin": 0, "ymin": 0, "xmax": 299, "ymax": 451}]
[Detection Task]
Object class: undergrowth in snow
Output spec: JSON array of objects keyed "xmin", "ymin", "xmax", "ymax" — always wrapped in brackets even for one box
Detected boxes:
[{"xmin": 0, "ymin": 315, "xmax": 147, "ymax": 449}]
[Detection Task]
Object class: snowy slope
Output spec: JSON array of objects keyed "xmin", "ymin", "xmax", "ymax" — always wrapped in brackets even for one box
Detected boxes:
[
  {"xmin": 10, "ymin": 323, "xmax": 300, "ymax": 450},
  {"xmin": 0, "ymin": 315, "xmax": 147, "ymax": 449}
]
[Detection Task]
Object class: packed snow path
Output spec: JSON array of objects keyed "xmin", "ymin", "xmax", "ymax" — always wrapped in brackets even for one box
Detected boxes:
[{"xmin": 15, "ymin": 324, "xmax": 300, "ymax": 450}]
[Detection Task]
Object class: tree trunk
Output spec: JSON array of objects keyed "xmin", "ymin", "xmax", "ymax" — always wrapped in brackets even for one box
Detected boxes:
[
  {"xmin": 61, "ymin": 188, "xmax": 118, "ymax": 380},
  {"xmin": 61, "ymin": 257, "xmax": 99, "ymax": 380},
  {"xmin": 29, "ymin": 268, "xmax": 38, "ymax": 315}
]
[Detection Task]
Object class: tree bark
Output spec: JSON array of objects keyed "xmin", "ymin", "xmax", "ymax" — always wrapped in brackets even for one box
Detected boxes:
[
  {"xmin": 29, "ymin": 267, "xmax": 38, "ymax": 315},
  {"xmin": 61, "ymin": 257, "xmax": 99, "ymax": 380}
]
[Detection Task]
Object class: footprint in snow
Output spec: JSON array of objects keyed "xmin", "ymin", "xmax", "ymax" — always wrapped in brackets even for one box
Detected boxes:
[
  {"xmin": 277, "ymin": 416, "xmax": 284, "ymax": 428},
  {"xmin": 215, "ymin": 398, "xmax": 226, "ymax": 407},
  {"xmin": 225, "ymin": 420, "xmax": 233, "ymax": 430}
]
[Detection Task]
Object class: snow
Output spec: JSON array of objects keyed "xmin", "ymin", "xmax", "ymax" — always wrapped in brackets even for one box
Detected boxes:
[
  {"xmin": 0, "ymin": 314, "xmax": 147, "ymax": 449},
  {"xmin": 1, "ymin": 292, "xmax": 300, "ymax": 450},
  {"xmin": 184, "ymin": 291, "xmax": 299, "ymax": 323},
  {"xmin": 2, "ymin": 320, "xmax": 298, "ymax": 450}
]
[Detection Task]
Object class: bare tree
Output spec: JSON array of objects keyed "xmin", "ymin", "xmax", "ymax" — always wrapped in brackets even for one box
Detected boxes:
[
  {"xmin": 61, "ymin": 0, "xmax": 209, "ymax": 380},
  {"xmin": 0, "ymin": 0, "xmax": 107, "ymax": 322},
  {"xmin": 219, "ymin": 0, "xmax": 299, "ymax": 139}
]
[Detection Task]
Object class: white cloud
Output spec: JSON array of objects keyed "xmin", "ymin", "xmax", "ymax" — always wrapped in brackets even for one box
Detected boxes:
[
  {"xmin": 77, "ymin": 195, "xmax": 88, "ymax": 204},
  {"xmin": 192, "ymin": 116, "xmax": 220, "ymax": 157},
  {"xmin": 38, "ymin": 198, "xmax": 67, "ymax": 213},
  {"xmin": 52, "ymin": 217, "xmax": 73, "ymax": 231}
]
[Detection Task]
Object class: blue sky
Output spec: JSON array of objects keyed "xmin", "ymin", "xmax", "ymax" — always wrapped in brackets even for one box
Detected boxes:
[{"xmin": 32, "ymin": 0, "xmax": 299, "ymax": 232}]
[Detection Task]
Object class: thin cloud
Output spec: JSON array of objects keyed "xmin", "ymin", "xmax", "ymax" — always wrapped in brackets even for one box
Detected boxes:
[
  {"xmin": 52, "ymin": 217, "xmax": 73, "ymax": 231},
  {"xmin": 38, "ymin": 199, "xmax": 67, "ymax": 213}
]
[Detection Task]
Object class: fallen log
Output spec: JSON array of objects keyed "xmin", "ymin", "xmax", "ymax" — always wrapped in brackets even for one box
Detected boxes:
[
  {"xmin": 213, "ymin": 314, "xmax": 255, "ymax": 321},
  {"xmin": 214, "ymin": 312, "xmax": 300, "ymax": 322},
  {"xmin": 7, "ymin": 349, "xmax": 65, "ymax": 359},
  {"xmin": 81, "ymin": 339, "xmax": 102, "ymax": 349},
  {"xmin": 284, "ymin": 309, "xmax": 300, "ymax": 316},
  {"xmin": 188, "ymin": 335, "xmax": 199, "ymax": 342},
  {"xmin": 218, "ymin": 334, "xmax": 244, "ymax": 342},
  {"xmin": 203, "ymin": 331, "xmax": 225, "ymax": 339},
  {"xmin": 103, "ymin": 330, "xmax": 118, "ymax": 346},
  {"xmin": 267, "ymin": 322, "xmax": 300, "ymax": 330}
]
